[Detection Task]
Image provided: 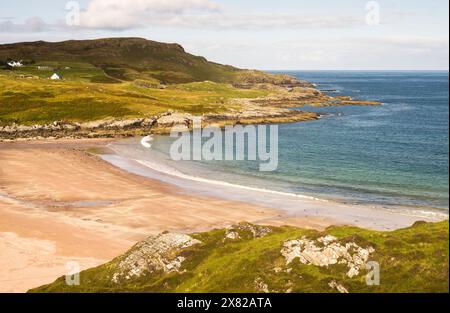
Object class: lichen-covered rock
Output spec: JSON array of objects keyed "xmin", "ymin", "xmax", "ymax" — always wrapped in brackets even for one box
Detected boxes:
[
  {"xmin": 111, "ymin": 233, "xmax": 201, "ymax": 283},
  {"xmin": 254, "ymin": 277, "xmax": 269, "ymax": 293},
  {"xmin": 224, "ymin": 229, "xmax": 241, "ymax": 241},
  {"xmin": 281, "ymin": 236, "xmax": 374, "ymax": 278},
  {"xmin": 329, "ymin": 280, "xmax": 349, "ymax": 293},
  {"xmin": 224, "ymin": 223, "xmax": 272, "ymax": 241}
]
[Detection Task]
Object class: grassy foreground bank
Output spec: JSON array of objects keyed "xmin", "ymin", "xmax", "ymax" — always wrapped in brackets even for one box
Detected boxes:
[{"xmin": 31, "ymin": 220, "xmax": 449, "ymax": 293}]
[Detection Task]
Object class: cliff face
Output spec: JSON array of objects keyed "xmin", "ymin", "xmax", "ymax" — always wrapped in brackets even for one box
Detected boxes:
[{"xmin": 30, "ymin": 221, "xmax": 449, "ymax": 293}]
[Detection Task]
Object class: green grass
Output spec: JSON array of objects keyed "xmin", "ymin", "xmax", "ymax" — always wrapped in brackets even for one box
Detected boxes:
[
  {"xmin": 29, "ymin": 221, "xmax": 449, "ymax": 293},
  {"xmin": 0, "ymin": 74, "xmax": 268, "ymax": 125}
]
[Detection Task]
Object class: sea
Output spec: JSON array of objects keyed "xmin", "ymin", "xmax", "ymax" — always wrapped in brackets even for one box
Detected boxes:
[{"xmin": 106, "ymin": 71, "xmax": 449, "ymax": 217}]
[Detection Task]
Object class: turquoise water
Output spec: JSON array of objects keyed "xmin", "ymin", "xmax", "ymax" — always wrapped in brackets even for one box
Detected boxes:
[{"xmin": 113, "ymin": 71, "xmax": 449, "ymax": 212}]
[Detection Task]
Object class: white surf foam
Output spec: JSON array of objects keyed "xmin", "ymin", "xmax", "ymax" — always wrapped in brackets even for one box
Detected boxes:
[{"xmin": 134, "ymin": 159, "xmax": 329, "ymax": 203}]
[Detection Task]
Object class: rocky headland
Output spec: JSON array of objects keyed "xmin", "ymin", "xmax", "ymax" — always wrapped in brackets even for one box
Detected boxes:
[{"xmin": 0, "ymin": 84, "xmax": 380, "ymax": 141}]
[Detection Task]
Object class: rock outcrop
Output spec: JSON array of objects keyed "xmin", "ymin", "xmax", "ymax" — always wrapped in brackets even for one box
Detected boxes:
[
  {"xmin": 224, "ymin": 223, "xmax": 272, "ymax": 241},
  {"xmin": 254, "ymin": 277, "xmax": 270, "ymax": 293},
  {"xmin": 232, "ymin": 70, "xmax": 315, "ymax": 88},
  {"xmin": 281, "ymin": 235, "xmax": 375, "ymax": 278},
  {"xmin": 0, "ymin": 118, "xmax": 157, "ymax": 140},
  {"xmin": 328, "ymin": 280, "xmax": 349, "ymax": 293},
  {"xmin": 111, "ymin": 233, "xmax": 201, "ymax": 284}
]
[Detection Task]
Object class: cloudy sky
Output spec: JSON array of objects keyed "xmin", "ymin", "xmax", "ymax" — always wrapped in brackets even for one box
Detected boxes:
[{"xmin": 0, "ymin": 0, "xmax": 448, "ymax": 70}]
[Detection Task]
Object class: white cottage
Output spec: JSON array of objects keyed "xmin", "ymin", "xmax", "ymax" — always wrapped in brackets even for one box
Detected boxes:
[
  {"xmin": 7, "ymin": 60, "xmax": 23, "ymax": 67},
  {"xmin": 50, "ymin": 73, "xmax": 61, "ymax": 80}
]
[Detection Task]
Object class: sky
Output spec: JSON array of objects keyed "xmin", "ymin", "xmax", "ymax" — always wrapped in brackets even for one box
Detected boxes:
[{"xmin": 0, "ymin": 0, "xmax": 448, "ymax": 70}]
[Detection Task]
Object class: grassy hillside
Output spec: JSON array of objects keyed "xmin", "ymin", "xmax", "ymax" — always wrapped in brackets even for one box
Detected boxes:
[
  {"xmin": 0, "ymin": 38, "xmax": 236, "ymax": 84},
  {"xmin": 0, "ymin": 38, "xmax": 302, "ymax": 85},
  {"xmin": 30, "ymin": 221, "xmax": 449, "ymax": 293},
  {"xmin": 0, "ymin": 76, "xmax": 268, "ymax": 126}
]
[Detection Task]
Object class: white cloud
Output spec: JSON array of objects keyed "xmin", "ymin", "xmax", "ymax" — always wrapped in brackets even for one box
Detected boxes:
[
  {"xmin": 150, "ymin": 13, "xmax": 361, "ymax": 30},
  {"xmin": 73, "ymin": 0, "xmax": 361, "ymax": 31},
  {"xmin": 79, "ymin": 0, "xmax": 221, "ymax": 29},
  {"xmin": 182, "ymin": 36, "xmax": 449, "ymax": 70},
  {"xmin": 0, "ymin": 0, "xmax": 364, "ymax": 33},
  {"xmin": 0, "ymin": 17, "xmax": 48, "ymax": 32},
  {"xmin": 375, "ymin": 36, "xmax": 449, "ymax": 47}
]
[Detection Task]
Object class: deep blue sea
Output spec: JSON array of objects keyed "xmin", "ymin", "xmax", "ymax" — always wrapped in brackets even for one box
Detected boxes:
[{"xmin": 112, "ymin": 71, "xmax": 449, "ymax": 213}]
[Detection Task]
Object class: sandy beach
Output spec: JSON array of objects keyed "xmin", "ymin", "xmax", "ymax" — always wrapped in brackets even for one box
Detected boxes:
[{"xmin": 0, "ymin": 139, "xmax": 335, "ymax": 292}]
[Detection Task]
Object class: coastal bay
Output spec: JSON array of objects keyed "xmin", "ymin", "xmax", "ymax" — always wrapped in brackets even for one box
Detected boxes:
[{"xmin": 0, "ymin": 38, "xmax": 448, "ymax": 294}]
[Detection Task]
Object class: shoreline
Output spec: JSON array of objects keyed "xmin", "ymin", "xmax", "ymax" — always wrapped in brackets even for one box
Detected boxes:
[{"xmin": 102, "ymin": 144, "xmax": 448, "ymax": 231}]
